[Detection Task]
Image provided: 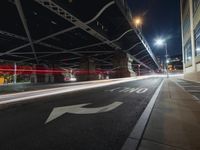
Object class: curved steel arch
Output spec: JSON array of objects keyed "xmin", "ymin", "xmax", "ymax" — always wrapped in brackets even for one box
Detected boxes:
[{"xmin": 86, "ymin": 1, "xmax": 115, "ymax": 24}]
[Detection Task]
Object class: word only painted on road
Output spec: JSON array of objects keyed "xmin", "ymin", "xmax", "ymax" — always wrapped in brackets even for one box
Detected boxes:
[{"xmin": 105, "ymin": 87, "xmax": 148, "ymax": 94}]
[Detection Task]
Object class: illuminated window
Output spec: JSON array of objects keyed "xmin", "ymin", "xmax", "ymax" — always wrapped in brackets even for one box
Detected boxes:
[
  {"xmin": 193, "ymin": 0, "xmax": 200, "ymax": 14},
  {"xmin": 183, "ymin": 11, "xmax": 190, "ymax": 36},
  {"xmin": 194, "ymin": 22, "xmax": 200, "ymax": 56}
]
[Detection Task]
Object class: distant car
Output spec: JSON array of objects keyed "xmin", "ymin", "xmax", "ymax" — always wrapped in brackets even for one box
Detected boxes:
[{"xmin": 64, "ymin": 77, "xmax": 77, "ymax": 82}]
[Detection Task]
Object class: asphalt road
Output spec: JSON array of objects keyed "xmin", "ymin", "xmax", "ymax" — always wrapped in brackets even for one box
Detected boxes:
[{"xmin": 0, "ymin": 77, "xmax": 162, "ymax": 150}]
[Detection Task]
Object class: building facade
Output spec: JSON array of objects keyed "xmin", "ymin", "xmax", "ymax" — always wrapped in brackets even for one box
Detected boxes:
[{"xmin": 180, "ymin": 0, "xmax": 200, "ymax": 81}]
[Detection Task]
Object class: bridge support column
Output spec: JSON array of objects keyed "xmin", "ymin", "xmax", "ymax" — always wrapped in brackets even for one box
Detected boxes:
[
  {"xmin": 49, "ymin": 73, "xmax": 54, "ymax": 83},
  {"xmin": 112, "ymin": 51, "xmax": 136, "ymax": 78},
  {"xmin": 76, "ymin": 57, "xmax": 99, "ymax": 81},
  {"xmin": 47, "ymin": 64, "xmax": 54, "ymax": 83},
  {"xmin": 53, "ymin": 74, "xmax": 65, "ymax": 83},
  {"xmin": 31, "ymin": 65, "xmax": 64, "ymax": 83},
  {"xmin": 30, "ymin": 64, "xmax": 56, "ymax": 83},
  {"xmin": 51, "ymin": 65, "xmax": 65, "ymax": 83},
  {"xmin": 30, "ymin": 65, "xmax": 48, "ymax": 83},
  {"xmin": 30, "ymin": 64, "xmax": 37, "ymax": 83}
]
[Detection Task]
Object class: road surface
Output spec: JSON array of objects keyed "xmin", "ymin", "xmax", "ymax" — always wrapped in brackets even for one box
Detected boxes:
[
  {"xmin": 176, "ymin": 79, "xmax": 200, "ymax": 100},
  {"xmin": 0, "ymin": 77, "xmax": 162, "ymax": 150}
]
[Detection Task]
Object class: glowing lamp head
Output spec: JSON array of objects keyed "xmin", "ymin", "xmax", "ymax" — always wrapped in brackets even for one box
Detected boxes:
[
  {"xmin": 133, "ymin": 17, "xmax": 142, "ymax": 27},
  {"xmin": 155, "ymin": 38, "xmax": 165, "ymax": 46}
]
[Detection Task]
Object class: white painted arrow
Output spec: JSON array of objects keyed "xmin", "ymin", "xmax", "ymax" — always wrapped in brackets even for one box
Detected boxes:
[{"xmin": 45, "ymin": 101, "xmax": 123, "ymax": 123}]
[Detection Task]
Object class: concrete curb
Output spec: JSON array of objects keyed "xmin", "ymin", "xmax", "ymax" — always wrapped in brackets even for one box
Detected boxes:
[{"xmin": 121, "ymin": 79, "xmax": 164, "ymax": 150}]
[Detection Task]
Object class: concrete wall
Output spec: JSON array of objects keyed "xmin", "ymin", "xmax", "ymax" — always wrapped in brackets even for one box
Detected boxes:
[
  {"xmin": 181, "ymin": 0, "xmax": 200, "ymax": 82},
  {"xmin": 184, "ymin": 71, "xmax": 200, "ymax": 81}
]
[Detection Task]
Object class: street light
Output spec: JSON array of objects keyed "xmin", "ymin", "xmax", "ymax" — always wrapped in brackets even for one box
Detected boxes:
[
  {"xmin": 155, "ymin": 38, "xmax": 169, "ymax": 78},
  {"xmin": 133, "ymin": 17, "xmax": 142, "ymax": 31}
]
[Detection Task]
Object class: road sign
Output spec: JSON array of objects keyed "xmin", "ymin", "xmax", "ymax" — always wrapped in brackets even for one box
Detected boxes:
[{"xmin": 46, "ymin": 101, "xmax": 123, "ymax": 123}]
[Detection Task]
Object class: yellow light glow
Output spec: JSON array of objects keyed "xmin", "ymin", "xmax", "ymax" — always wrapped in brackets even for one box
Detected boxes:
[{"xmin": 133, "ymin": 17, "xmax": 142, "ymax": 27}]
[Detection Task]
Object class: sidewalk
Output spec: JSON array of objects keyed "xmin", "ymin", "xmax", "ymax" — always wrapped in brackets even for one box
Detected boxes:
[{"xmin": 138, "ymin": 79, "xmax": 200, "ymax": 150}]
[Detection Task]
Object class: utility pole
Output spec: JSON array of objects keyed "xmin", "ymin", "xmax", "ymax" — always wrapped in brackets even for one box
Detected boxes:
[
  {"xmin": 165, "ymin": 43, "xmax": 169, "ymax": 78},
  {"xmin": 14, "ymin": 62, "xmax": 17, "ymax": 84}
]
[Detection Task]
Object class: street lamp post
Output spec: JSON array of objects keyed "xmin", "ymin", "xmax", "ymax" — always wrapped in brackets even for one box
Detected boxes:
[
  {"xmin": 133, "ymin": 17, "xmax": 142, "ymax": 32},
  {"xmin": 14, "ymin": 62, "xmax": 17, "ymax": 84},
  {"xmin": 164, "ymin": 43, "xmax": 169, "ymax": 78},
  {"xmin": 155, "ymin": 38, "xmax": 169, "ymax": 78},
  {"xmin": 138, "ymin": 64, "xmax": 141, "ymax": 76}
]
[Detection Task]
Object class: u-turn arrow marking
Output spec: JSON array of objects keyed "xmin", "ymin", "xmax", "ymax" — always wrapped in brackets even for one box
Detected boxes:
[{"xmin": 45, "ymin": 101, "xmax": 123, "ymax": 123}]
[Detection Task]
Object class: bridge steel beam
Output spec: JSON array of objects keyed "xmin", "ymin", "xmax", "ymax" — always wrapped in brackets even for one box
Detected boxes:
[
  {"xmin": 0, "ymin": 1, "xmax": 115, "ymax": 57},
  {"xmin": 15, "ymin": 0, "xmax": 39, "ymax": 64},
  {"xmin": 34, "ymin": 0, "xmax": 151, "ymax": 70}
]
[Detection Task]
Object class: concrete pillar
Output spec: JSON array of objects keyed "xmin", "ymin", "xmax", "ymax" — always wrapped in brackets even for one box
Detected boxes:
[
  {"xmin": 30, "ymin": 64, "xmax": 55, "ymax": 83},
  {"xmin": 49, "ymin": 73, "xmax": 54, "ymax": 83},
  {"xmin": 112, "ymin": 51, "xmax": 136, "ymax": 78},
  {"xmin": 30, "ymin": 64, "xmax": 37, "ymax": 83},
  {"xmin": 37, "ymin": 65, "xmax": 51, "ymax": 83},
  {"xmin": 180, "ymin": 0, "xmax": 186, "ymax": 74},
  {"xmin": 76, "ymin": 57, "xmax": 99, "ymax": 81},
  {"xmin": 189, "ymin": 0, "xmax": 196, "ymax": 72},
  {"xmin": 52, "ymin": 65, "xmax": 65, "ymax": 83},
  {"xmin": 43, "ymin": 64, "xmax": 49, "ymax": 83},
  {"xmin": 53, "ymin": 74, "xmax": 65, "ymax": 83},
  {"xmin": 46, "ymin": 64, "xmax": 54, "ymax": 83}
]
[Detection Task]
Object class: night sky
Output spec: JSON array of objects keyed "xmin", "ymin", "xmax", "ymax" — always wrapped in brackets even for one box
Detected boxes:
[{"xmin": 127, "ymin": 0, "xmax": 182, "ymax": 58}]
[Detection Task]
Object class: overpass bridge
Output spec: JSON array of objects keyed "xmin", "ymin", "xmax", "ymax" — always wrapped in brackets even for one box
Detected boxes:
[{"xmin": 0, "ymin": 0, "xmax": 159, "ymax": 83}]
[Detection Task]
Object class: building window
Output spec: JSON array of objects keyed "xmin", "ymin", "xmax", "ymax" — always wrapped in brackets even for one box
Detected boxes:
[
  {"xmin": 184, "ymin": 39, "xmax": 192, "ymax": 62},
  {"xmin": 182, "ymin": 0, "xmax": 187, "ymax": 12},
  {"xmin": 183, "ymin": 11, "xmax": 190, "ymax": 36},
  {"xmin": 193, "ymin": 0, "xmax": 200, "ymax": 14},
  {"xmin": 195, "ymin": 22, "xmax": 200, "ymax": 56}
]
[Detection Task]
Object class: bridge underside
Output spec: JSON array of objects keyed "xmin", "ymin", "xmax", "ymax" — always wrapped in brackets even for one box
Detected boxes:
[{"xmin": 0, "ymin": 0, "xmax": 159, "ymax": 81}]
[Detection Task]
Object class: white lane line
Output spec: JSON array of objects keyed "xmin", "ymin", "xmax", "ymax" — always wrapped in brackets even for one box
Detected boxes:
[
  {"xmin": 0, "ymin": 80, "xmax": 131, "ymax": 99},
  {"xmin": 0, "ymin": 76, "xmax": 153, "ymax": 99},
  {"xmin": 121, "ymin": 79, "xmax": 164, "ymax": 150},
  {"xmin": 181, "ymin": 86, "xmax": 200, "ymax": 88},
  {"xmin": 192, "ymin": 95, "xmax": 200, "ymax": 100},
  {"xmin": 0, "ymin": 77, "xmax": 151, "ymax": 105},
  {"xmin": 179, "ymin": 79, "xmax": 200, "ymax": 84},
  {"xmin": 179, "ymin": 84, "xmax": 194, "ymax": 86},
  {"xmin": 187, "ymin": 90, "xmax": 200, "ymax": 93},
  {"xmin": 174, "ymin": 80, "xmax": 200, "ymax": 101}
]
